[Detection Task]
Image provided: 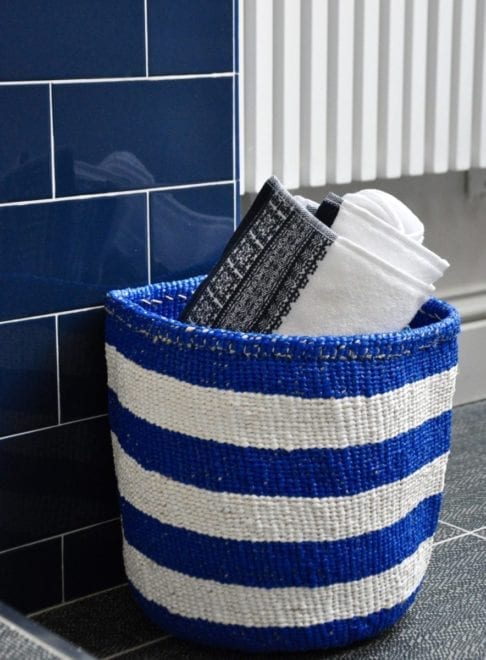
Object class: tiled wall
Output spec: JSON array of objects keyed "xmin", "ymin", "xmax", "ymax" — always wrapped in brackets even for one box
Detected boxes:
[{"xmin": 0, "ymin": 0, "xmax": 238, "ymax": 614}]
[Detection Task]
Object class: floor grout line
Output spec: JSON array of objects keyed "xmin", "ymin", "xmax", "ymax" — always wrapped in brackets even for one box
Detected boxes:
[
  {"xmin": 30, "ymin": 583, "xmax": 128, "ymax": 618},
  {"xmin": 0, "ymin": 179, "xmax": 235, "ymax": 209},
  {"xmin": 0, "ymin": 413, "xmax": 108, "ymax": 442},
  {"xmin": 102, "ymin": 635, "xmax": 171, "ymax": 660},
  {"xmin": 439, "ymin": 519, "xmax": 483, "ymax": 535},
  {"xmin": 434, "ymin": 531, "xmax": 472, "ymax": 546}
]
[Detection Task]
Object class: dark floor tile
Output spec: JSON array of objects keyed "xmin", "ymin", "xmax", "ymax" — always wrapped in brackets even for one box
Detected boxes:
[
  {"xmin": 0, "ymin": 194, "xmax": 147, "ymax": 321},
  {"xmin": 148, "ymin": 0, "xmax": 233, "ymax": 75},
  {"xmin": 64, "ymin": 520, "xmax": 125, "ymax": 601},
  {"xmin": 34, "ymin": 537, "xmax": 486, "ymax": 659},
  {"xmin": 0, "ymin": 417, "xmax": 118, "ymax": 550},
  {"xmin": 53, "ymin": 78, "xmax": 233, "ymax": 197},
  {"xmin": 0, "ymin": 538, "xmax": 61, "ymax": 614},
  {"xmin": 150, "ymin": 184, "xmax": 234, "ymax": 281},
  {"xmin": 440, "ymin": 400, "xmax": 486, "ymax": 530},
  {"xmin": 59, "ymin": 309, "xmax": 107, "ymax": 423},
  {"xmin": 0, "ymin": 85, "xmax": 51, "ymax": 203},
  {"xmin": 0, "ymin": 0, "xmax": 144, "ymax": 81},
  {"xmin": 33, "ymin": 586, "xmax": 165, "ymax": 659},
  {"xmin": 0, "ymin": 317, "xmax": 57, "ymax": 437}
]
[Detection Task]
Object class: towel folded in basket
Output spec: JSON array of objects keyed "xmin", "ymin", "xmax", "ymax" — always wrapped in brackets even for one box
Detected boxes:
[{"xmin": 180, "ymin": 176, "xmax": 448, "ymax": 336}]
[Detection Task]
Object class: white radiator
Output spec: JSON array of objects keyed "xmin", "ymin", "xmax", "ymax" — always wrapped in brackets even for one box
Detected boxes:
[{"xmin": 239, "ymin": 0, "xmax": 486, "ymax": 193}]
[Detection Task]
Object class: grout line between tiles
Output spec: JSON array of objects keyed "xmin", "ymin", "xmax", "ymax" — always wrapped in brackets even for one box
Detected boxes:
[
  {"xmin": 54, "ymin": 315, "xmax": 61, "ymax": 425},
  {"xmin": 0, "ymin": 72, "xmax": 235, "ymax": 86},
  {"xmin": 0, "ymin": 517, "xmax": 120, "ymax": 557},
  {"xmin": 102, "ymin": 635, "xmax": 171, "ymax": 660},
  {"xmin": 0, "ymin": 413, "xmax": 108, "ymax": 442},
  {"xmin": 433, "ymin": 531, "xmax": 471, "ymax": 546},
  {"xmin": 60, "ymin": 535, "xmax": 65, "ymax": 603},
  {"xmin": 439, "ymin": 519, "xmax": 478, "ymax": 535},
  {"xmin": 0, "ymin": 305, "xmax": 105, "ymax": 326},
  {"xmin": 0, "ymin": 179, "xmax": 235, "ymax": 209},
  {"xmin": 48, "ymin": 83, "xmax": 56, "ymax": 198},
  {"xmin": 30, "ymin": 583, "xmax": 129, "ymax": 618},
  {"xmin": 146, "ymin": 192, "xmax": 151, "ymax": 284},
  {"xmin": 144, "ymin": 0, "xmax": 149, "ymax": 77}
]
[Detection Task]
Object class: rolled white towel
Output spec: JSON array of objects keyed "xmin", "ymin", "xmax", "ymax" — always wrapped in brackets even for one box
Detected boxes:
[{"xmin": 181, "ymin": 177, "xmax": 440, "ymax": 336}]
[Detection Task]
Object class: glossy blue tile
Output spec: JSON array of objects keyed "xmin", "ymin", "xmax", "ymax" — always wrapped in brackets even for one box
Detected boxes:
[
  {"xmin": 0, "ymin": 538, "xmax": 61, "ymax": 614},
  {"xmin": 148, "ymin": 0, "xmax": 233, "ymax": 75},
  {"xmin": 0, "ymin": 318, "xmax": 57, "ymax": 437},
  {"xmin": 150, "ymin": 184, "xmax": 234, "ymax": 280},
  {"xmin": 59, "ymin": 310, "xmax": 107, "ymax": 423},
  {"xmin": 0, "ymin": 417, "xmax": 118, "ymax": 551},
  {"xmin": 53, "ymin": 79, "xmax": 233, "ymax": 196},
  {"xmin": 0, "ymin": 194, "xmax": 147, "ymax": 321},
  {"xmin": 0, "ymin": 0, "xmax": 144, "ymax": 81},
  {"xmin": 0, "ymin": 86, "xmax": 51, "ymax": 203},
  {"xmin": 64, "ymin": 520, "xmax": 125, "ymax": 601}
]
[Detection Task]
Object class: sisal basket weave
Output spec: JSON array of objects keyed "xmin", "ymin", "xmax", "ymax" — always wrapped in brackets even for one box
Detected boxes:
[{"xmin": 105, "ymin": 276, "xmax": 460, "ymax": 653}]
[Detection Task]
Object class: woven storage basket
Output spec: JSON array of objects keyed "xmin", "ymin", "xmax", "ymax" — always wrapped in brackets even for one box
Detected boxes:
[{"xmin": 105, "ymin": 276, "xmax": 460, "ymax": 653}]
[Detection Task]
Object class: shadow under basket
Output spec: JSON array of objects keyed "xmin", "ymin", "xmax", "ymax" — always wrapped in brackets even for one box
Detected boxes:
[{"xmin": 105, "ymin": 275, "xmax": 460, "ymax": 653}]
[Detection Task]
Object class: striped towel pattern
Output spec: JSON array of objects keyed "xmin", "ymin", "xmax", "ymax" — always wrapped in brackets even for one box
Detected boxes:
[{"xmin": 105, "ymin": 276, "xmax": 460, "ymax": 653}]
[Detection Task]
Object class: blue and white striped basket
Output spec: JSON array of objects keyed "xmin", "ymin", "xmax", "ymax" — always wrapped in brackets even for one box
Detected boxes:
[{"xmin": 105, "ymin": 276, "xmax": 460, "ymax": 653}]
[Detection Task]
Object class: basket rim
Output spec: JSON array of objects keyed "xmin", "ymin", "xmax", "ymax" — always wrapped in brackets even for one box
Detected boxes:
[{"xmin": 106, "ymin": 276, "xmax": 461, "ymax": 361}]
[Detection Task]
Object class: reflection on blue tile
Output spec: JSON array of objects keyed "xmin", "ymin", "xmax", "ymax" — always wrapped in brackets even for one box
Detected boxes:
[
  {"xmin": 0, "ymin": 194, "xmax": 147, "ymax": 321},
  {"xmin": 150, "ymin": 184, "xmax": 234, "ymax": 280},
  {"xmin": 0, "ymin": 417, "xmax": 118, "ymax": 551},
  {"xmin": 0, "ymin": 0, "xmax": 144, "ymax": 81},
  {"xmin": 0, "ymin": 538, "xmax": 61, "ymax": 614},
  {"xmin": 0, "ymin": 86, "xmax": 51, "ymax": 203},
  {"xmin": 0, "ymin": 318, "xmax": 57, "ymax": 437},
  {"xmin": 59, "ymin": 309, "xmax": 107, "ymax": 423},
  {"xmin": 64, "ymin": 520, "xmax": 125, "ymax": 601},
  {"xmin": 148, "ymin": 0, "xmax": 233, "ymax": 75},
  {"xmin": 53, "ymin": 79, "xmax": 233, "ymax": 196}
]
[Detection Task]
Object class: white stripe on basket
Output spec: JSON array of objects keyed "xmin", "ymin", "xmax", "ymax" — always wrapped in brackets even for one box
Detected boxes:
[
  {"xmin": 106, "ymin": 343, "xmax": 457, "ymax": 450},
  {"xmin": 124, "ymin": 535, "xmax": 433, "ymax": 628},
  {"xmin": 113, "ymin": 434, "xmax": 448, "ymax": 543}
]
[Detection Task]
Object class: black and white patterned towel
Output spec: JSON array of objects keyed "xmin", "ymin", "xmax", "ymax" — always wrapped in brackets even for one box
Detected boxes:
[{"xmin": 180, "ymin": 177, "xmax": 443, "ymax": 336}]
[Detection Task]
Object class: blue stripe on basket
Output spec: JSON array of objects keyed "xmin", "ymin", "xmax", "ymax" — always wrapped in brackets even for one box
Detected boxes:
[
  {"xmin": 120, "ymin": 494, "xmax": 440, "ymax": 588},
  {"xmin": 106, "ymin": 313, "xmax": 457, "ymax": 399},
  {"xmin": 109, "ymin": 390, "xmax": 451, "ymax": 497},
  {"xmin": 128, "ymin": 581, "xmax": 422, "ymax": 652}
]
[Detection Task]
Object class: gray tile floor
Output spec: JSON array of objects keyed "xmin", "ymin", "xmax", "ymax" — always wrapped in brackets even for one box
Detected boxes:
[{"xmin": 33, "ymin": 400, "xmax": 486, "ymax": 659}]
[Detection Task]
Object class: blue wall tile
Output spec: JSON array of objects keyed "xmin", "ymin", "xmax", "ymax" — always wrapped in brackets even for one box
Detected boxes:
[
  {"xmin": 0, "ymin": 318, "xmax": 57, "ymax": 437},
  {"xmin": 150, "ymin": 184, "xmax": 234, "ymax": 280},
  {"xmin": 0, "ymin": 539, "xmax": 61, "ymax": 614},
  {"xmin": 148, "ymin": 0, "xmax": 233, "ymax": 75},
  {"xmin": 0, "ymin": 0, "xmax": 237, "ymax": 613},
  {"xmin": 64, "ymin": 520, "xmax": 125, "ymax": 601},
  {"xmin": 0, "ymin": 194, "xmax": 147, "ymax": 321},
  {"xmin": 53, "ymin": 79, "xmax": 233, "ymax": 196},
  {"xmin": 59, "ymin": 310, "xmax": 107, "ymax": 423},
  {"xmin": 0, "ymin": 1, "xmax": 145, "ymax": 81},
  {"xmin": 0, "ymin": 417, "xmax": 118, "ymax": 551},
  {"xmin": 0, "ymin": 86, "xmax": 51, "ymax": 203}
]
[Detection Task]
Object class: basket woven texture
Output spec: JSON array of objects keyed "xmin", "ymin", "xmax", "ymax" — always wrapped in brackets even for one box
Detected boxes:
[{"xmin": 105, "ymin": 276, "xmax": 460, "ymax": 653}]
